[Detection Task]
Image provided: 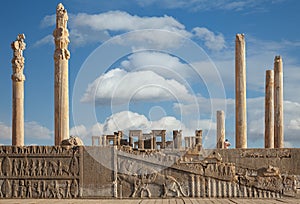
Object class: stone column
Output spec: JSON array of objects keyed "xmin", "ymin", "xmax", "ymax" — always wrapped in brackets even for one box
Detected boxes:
[
  {"xmin": 195, "ymin": 130, "xmax": 202, "ymax": 151},
  {"xmin": 138, "ymin": 132, "xmax": 144, "ymax": 149},
  {"xmin": 274, "ymin": 56, "xmax": 284, "ymax": 148},
  {"xmin": 11, "ymin": 34, "xmax": 26, "ymax": 146},
  {"xmin": 265, "ymin": 70, "xmax": 274, "ymax": 148},
  {"xmin": 161, "ymin": 130, "xmax": 166, "ymax": 149},
  {"xmin": 185, "ymin": 137, "xmax": 189, "ymax": 149},
  {"xmin": 216, "ymin": 110, "xmax": 225, "ymax": 148},
  {"xmin": 173, "ymin": 130, "xmax": 182, "ymax": 149},
  {"xmin": 235, "ymin": 34, "xmax": 247, "ymax": 148},
  {"xmin": 53, "ymin": 3, "xmax": 70, "ymax": 145}
]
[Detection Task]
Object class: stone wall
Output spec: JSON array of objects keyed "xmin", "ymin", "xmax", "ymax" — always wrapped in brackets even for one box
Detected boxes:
[{"xmin": 0, "ymin": 146, "xmax": 299, "ymax": 199}]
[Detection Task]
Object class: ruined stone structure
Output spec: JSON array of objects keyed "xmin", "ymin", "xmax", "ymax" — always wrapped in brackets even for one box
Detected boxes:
[
  {"xmin": 235, "ymin": 34, "xmax": 247, "ymax": 148},
  {"xmin": 2, "ymin": 3, "xmax": 298, "ymax": 201},
  {"xmin": 265, "ymin": 70, "xmax": 274, "ymax": 148},
  {"xmin": 11, "ymin": 34, "xmax": 26, "ymax": 146},
  {"xmin": 0, "ymin": 146, "xmax": 299, "ymax": 199},
  {"xmin": 53, "ymin": 3, "xmax": 70, "ymax": 145},
  {"xmin": 216, "ymin": 110, "xmax": 225, "ymax": 149},
  {"xmin": 274, "ymin": 56, "xmax": 284, "ymax": 148}
]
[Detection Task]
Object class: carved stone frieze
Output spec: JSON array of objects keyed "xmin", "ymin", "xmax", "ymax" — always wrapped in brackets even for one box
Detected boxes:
[{"xmin": 0, "ymin": 146, "xmax": 81, "ymax": 199}]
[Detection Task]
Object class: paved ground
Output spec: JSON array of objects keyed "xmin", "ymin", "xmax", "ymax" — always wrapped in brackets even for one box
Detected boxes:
[{"xmin": 1, "ymin": 198, "xmax": 300, "ymax": 204}]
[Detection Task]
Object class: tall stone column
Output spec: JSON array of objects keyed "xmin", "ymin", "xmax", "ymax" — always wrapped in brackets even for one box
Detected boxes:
[
  {"xmin": 216, "ymin": 110, "xmax": 225, "ymax": 148},
  {"xmin": 265, "ymin": 70, "xmax": 274, "ymax": 148},
  {"xmin": 274, "ymin": 56, "xmax": 284, "ymax": 148},
  {"xmin": 235, "ymin": 34, "xmax": 247, "ymax": 148},
  {"xmin": 11, "ymin": 34, "xmax": 26, "ymax": 146},
  {"xmin": 53, "ymin": 3, "xmax": 70, "ymax": 145}
]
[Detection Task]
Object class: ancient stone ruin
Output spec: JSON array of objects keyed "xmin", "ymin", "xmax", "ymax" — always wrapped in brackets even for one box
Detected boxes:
[{"xmin": 0, "ymin": 3, "xmax": 299, "ymax": 200}]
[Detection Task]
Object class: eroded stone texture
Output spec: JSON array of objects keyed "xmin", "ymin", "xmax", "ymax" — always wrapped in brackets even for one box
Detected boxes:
[
  {"xmin": 235, "ymin": 34, "xmax": 247, "ymax": 148},
  {"xmin": 216, "ymin": 110, "xmax": 225, "ymax": 149},
  {"xmin": 54, "ymin": 3, "xmax": 70, "ymax": 145},
  {"xmin": 274, "ymin": 56, "xmax": 284, "ymax": 148},
  {"xmin": 0, "ymin": 146, "xmax": 299, "ymax": 199},
  {"xmin": 265, "ymin": 70, "xmax": 274, "ymax": 148},
  {"xmin": 11, "ymin": 34, "xmax": 26, "ymax": 146},
  {"xmin": 0, "ymin": 146, "xmax": 82, "ymax": 199}
]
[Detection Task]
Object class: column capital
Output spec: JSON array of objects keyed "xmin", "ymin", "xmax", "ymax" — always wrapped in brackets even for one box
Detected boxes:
[{"xmin": 11, "ymin": 34, "xmax": 26, "ymax": 82}]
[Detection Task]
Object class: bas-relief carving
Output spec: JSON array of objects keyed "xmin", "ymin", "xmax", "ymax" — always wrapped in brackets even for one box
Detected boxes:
[
  {"xmin": 116, "ymin": 150, "xmax": 300, "ymax": 199},
  {"xmin": 0, "ymin": 146, "xmax": 80, "ymax": 199},
  {"xmin": 117, "ymin": 159, "xmax": 189, "ymax": 198},
  {"xmin": 240, "ymin": 149, "xmax": 291, "ymax": 158},
  {"xmin": 11, "ymin": 34, "xmax": 26, "ymax": 82}
]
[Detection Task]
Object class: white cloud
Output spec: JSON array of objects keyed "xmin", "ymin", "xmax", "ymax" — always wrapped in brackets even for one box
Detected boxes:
[
  {"xmin": 33, "ymin": 35, "xmax": 53, "ymax": 47},
  {"xmin": 120, "ymin": 51, "xmax": 195, "ymax": 81},
  {"xmin": 71, "ymin": 11, "xmax": 186, "ymax": 32},
  {"xmin": 193, "ymin": 27, "xmax": 226, "ymax": 51},
  {"xmin": 0, "ymin": 122, "xmax": 12, "ymax": 140},
  {"xmin": 40, "ymin": 14, "xmax": 55, "ymax": 27},
  {"xmin": 24, "ymin": 121, "xmax": 52, "ymax": 140},
  {"xmin": 71, "ymin": 110, "xmax": 216, "ymax": 145},
  {"xmin": 0, "ymin": 121, "xmax": 52, "ymax": 144},
  {"xmin": 37, "ymin": 11, "xmax": 226, "ymax": 51},
  {"xmin": 81, "ymin": 68, "xmax": 195, "ymax": 105},
  {"xmin": 136, "ymin": 0, "xmax": 285, "ymax": 12},
  {"xmin": 245, "ymin": 98, "xmax": 300, "ymax": 147}
]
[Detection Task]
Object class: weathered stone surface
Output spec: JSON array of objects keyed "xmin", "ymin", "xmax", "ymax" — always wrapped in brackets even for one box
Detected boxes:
[
  {"xmin": 61, "ymin": 136, "xmax": 84, "ymax": 146},
  {"xmin": 274, "ymin": 56, "xmax": 284, "ymax": 148},
  {"xmin": 11, "ymin": 34, "xmax": 26, "ymax": 146},
  {"xmin": 54, "ymin": 3, "xmax": 70, "ymax": 145},
  {"xmin": 235, "ymin": 34, "xmax": 247, "ymax": 148},
  {"xmin": 265, "ymin": 70, "xmax": 274, "ymax": 148},
  {"xmin": 216, "ymin": 110, "xmax": 225, "ymax": 149},
  {"xmin": 1, "ymin": 146, "xmax": 299, "ymax": 199}
]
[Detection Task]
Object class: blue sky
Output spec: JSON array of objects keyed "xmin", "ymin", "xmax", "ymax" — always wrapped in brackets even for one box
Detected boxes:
[{"xmin": 0, "ymin": 0, "xmax": 300, "ymax": 147}]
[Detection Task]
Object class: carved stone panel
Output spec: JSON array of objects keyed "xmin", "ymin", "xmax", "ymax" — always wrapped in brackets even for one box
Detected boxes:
[{"xmin": 0, "ymin": 146, "xmax": 82, "ymax": 199}]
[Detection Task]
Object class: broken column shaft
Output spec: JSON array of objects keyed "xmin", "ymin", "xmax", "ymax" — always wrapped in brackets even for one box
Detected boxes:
[
  {"xmin": 11, "ymin": 34, "xmax": 26, "ymax": 146},
  {"xmin": 54, "ymin": 3, "xmax": 70, "ymax": 145},
  {"xmin": 173, "ymin": 130, "xmax": 182, "ymax": 149},
  {"xmin": 274, "ymin": 56, "xmax": 284, "ymax": 148},
  {"xmin": 235, "ymin": 34, "xmax": 247, "ymax": 148},
  {"xmin": 265, "ymin": 70, "xmax": 274, "ymax": 148},
  {"xmin": 216, "ymin": 110, "xmax": 225, "ymax": 149}
]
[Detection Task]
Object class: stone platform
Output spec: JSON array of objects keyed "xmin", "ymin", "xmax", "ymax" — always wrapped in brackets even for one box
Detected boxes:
[
  {"xmin": 0, "ymin": 146, "xmax": 299, "ymax": 199},
  {"xmin": 1, "ymin": 198, "xmax": 300, "ymax": 204}
]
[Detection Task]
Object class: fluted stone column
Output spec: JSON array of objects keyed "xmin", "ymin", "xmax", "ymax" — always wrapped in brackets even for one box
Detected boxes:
[
  {"xmin": 265, "ymin": 70, "xmax": 274, "ymax": 148},
  {"xmin": 54, "ymin": 3, "xmax": 70, "ymax": 145},
  {"xmin": 216, "ymin": 110, "xmax": 225, "ymax": 148},
  {"xmin": 11, "ymin": 34, "xmax": 26, "ymax": 146},
  {"xmin": 274, "ymin": 56, "xmax": 284, "ymax": 148},
  {"xmin": 235, "ymin": 34, "xmax": 247, "ymax": 148}
]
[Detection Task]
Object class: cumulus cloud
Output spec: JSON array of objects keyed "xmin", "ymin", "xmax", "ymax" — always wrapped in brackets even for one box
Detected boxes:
[
  {"xmin": 120, "ymin": 51, "xmax": 198, "ymax": 82},
  {"xmin": 193, "ymin": 27, "xmax": 226, "ymax": 51},
  {"xmin": 37, "ymin": 10, "xmax": 225, "ymax": 51},
  {"xmin": 0, "ymin": 121, "xmax": 52, "ymax": 144},
  {"xmin": 81, "ymin": 68, "xmax": 195, "ymax": 105},
  {"xmin": 71, "ymin": 11, "xmax": 186, "ymax": 32},
  {"xmin": 135, "ymin": 0, "xmax": 285, "ymax": 12},
  {"xmin": 243, "ymin": 98, "xmax": 300, "ymax": 147},
  {"xmin": 0, "ymin": 122, "xmax": 12, "ymax": 140},
  {"xmin": 37, "ymin": 11, "xmax": 191, "ymax": 48},
  {"xmin": 24, "ymin": 121, "xmax": 52, "ymax": 140},
  {"xmin": 71, "ymin": 110, "xmax": 216, "ymax": 145}
]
